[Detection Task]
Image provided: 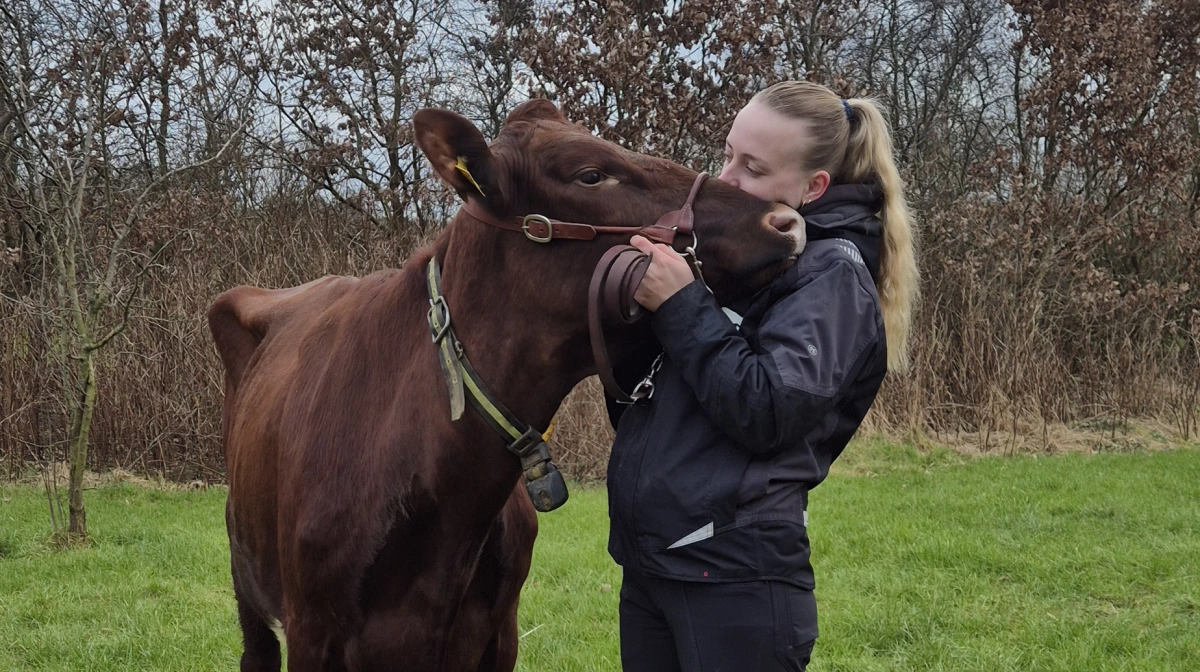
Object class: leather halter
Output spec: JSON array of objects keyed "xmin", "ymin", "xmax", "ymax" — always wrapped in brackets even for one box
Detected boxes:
[{"xmin": 458, "ymin": 172, "xmax": 705, "ymax": 247}]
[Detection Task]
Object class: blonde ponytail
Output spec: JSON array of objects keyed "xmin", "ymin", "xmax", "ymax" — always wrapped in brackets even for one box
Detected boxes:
[
  {"xmin": 843, "ymin": 98, "xmax": 919, "ymax": 372},
  {"xmin": 753, "ymin": 82, "xmax": 919, "ymax": 372}
]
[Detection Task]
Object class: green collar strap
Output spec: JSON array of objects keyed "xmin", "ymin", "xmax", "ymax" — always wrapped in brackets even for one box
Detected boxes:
[{"xmin": 425, "ymin": 258, "xmax": 569, "ymax": 512}]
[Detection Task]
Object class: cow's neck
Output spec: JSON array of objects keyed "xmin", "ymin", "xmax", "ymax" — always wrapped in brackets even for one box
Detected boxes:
[{"xmin": 431, "ymin": 223, "xmax": 589, "ymax": 434}]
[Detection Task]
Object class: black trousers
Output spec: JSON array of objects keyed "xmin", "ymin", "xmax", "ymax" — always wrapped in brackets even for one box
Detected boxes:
[{"xmin": 618, "ymin": 569, "xmax": 817, "ymax": 672}]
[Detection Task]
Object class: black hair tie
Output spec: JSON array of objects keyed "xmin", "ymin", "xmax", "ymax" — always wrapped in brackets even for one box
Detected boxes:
[{"xmin": 841, "ymin": 99, "xmax": 854, "ymax": 122}]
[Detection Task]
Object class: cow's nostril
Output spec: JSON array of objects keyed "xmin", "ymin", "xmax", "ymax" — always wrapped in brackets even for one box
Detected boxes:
[{"xmin": 767, "ymin": 208, "xmax": 803, "ymax": 234}]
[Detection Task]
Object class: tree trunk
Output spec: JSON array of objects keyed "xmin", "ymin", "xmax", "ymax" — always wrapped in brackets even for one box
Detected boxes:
[
  {"xmin": 156, "ymin": 0, "xmax": 172, "ymax": 177},
  {"xmin": 67, "ymin": 351, "xmax": 97, "ymax": 537}
]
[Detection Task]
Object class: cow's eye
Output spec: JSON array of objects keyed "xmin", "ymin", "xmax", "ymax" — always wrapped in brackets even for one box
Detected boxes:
[{"xmin": 576, "ymin": 170, "xmax": 606, "ymax": 186}]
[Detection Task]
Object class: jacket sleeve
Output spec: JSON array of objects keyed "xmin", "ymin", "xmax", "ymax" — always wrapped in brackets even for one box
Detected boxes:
[{"xmin": 651, "ymin": 260, "xmax": 880, "ymax": 455}]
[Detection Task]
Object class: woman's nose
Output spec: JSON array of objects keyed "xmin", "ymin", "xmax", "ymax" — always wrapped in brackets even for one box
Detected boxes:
[{"xmin": 717, "ymin": 166, "xmax": 737, "ymax": 187}]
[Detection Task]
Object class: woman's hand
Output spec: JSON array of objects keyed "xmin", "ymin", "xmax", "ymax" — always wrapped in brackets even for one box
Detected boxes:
[{"xmin": 629, "ymin": 235, "xmax": 696, "ymax": 311}]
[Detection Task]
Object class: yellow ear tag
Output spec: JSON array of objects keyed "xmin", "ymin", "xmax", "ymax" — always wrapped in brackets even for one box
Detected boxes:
[
  {"xmin": 455, "ymin": 156, "xmax": 485, "ymax": 196},
  {"xmin": 541, "ymin": 414, "xmax": 557, "ymax": 442}
]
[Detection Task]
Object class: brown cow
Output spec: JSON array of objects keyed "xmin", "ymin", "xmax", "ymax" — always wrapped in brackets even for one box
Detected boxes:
[{"xmin": 208, "ymin": 99, "xmax": 803, "ymax": 672}]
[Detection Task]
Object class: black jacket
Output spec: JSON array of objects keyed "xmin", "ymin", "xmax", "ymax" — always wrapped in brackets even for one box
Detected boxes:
[{"xmin": 605, "ymin": 182, "xmax": 889, "ymax": 589}]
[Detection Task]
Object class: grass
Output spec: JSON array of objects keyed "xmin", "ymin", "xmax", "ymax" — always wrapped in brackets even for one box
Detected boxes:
[
  {"xmin": 0, "ymin": 485, "xmax": 240, "ymax": 670},
  {"xmin": 812, "ymin": 443, "xmax": 1200, "ymax": 671},
  {"xmin": 2, "ymin": 442, "xmax": 1199, "ymax": 671}
]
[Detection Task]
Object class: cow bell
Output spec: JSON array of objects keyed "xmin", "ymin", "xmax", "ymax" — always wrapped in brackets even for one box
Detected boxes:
[
  {"xmin": 524, "ymin": 461, "xmax": 569, "ymax": 512},
  {"xmin": 508, "ymin": 427, "xmax": 570, "ymax": 512}
]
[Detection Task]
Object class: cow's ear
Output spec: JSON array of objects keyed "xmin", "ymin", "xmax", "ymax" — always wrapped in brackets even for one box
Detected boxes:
[
  {"xmin": 413, "ymin": 109, "xmax": 499, "ymax": 202},
  {"xmin": 505, "ymin": 99, "xmax": 567, "ymax": 126}
]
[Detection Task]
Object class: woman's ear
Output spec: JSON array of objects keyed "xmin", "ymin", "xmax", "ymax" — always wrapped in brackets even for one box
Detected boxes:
[{"xmin": 803, "ymin": 170, "xmax": 831, "ymax": 205}]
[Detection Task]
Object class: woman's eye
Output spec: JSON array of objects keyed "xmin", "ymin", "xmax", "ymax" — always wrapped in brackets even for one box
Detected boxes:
[{"xmin": 577, "ymin": 170, "xmax": 605, "ymax": 185}]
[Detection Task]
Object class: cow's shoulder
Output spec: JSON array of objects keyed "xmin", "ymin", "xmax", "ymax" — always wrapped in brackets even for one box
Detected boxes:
[{"xmin": 207, "ymin": 275, "xmax": 360, "ymax": 389}]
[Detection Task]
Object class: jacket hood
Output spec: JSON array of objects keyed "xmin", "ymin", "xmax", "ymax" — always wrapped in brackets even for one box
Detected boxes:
[{"xmin": 799, "ymin": 181, "xmax": 883, "ymax": 280}]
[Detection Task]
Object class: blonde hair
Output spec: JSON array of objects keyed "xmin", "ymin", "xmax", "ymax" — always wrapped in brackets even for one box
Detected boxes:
[{"xmin": 754, "ymin": 81, "xmax": 919, "ymax": 372}]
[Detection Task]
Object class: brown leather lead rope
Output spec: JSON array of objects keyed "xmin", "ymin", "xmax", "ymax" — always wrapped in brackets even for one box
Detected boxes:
[
  {"xmin": 587, "ymin": 173, "xmax": 709, "ymax": 403},
  {"xmin": 588, "ymin": 246, "xmax": 653, "ymax": 404}
]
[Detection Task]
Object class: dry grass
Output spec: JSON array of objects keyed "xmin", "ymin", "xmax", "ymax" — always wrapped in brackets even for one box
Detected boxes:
[
  {"xmin": 16, "ymin": 463, "xmax": 215, "ymax": 492},
  {"xmin": 544, "ymin": 377, "xmax": 616, "ymax": 483}
]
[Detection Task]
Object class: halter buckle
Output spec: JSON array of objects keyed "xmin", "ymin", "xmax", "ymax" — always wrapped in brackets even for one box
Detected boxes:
[
  {"xmin": 428, "ymin": 295, "xmax": 452, "ymax": 344},
  {"xmin": 522, "ymin": 214, "xmax": 554, "ymax": 243}
]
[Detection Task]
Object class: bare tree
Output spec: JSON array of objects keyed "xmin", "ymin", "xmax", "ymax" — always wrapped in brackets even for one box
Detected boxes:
[
  {"xmin": 0, "ymin": 0, "xmax": 241, "ymax": 538},
  {"xmin": 2, "ymin": 0, "xmax": 1198, "ymax": 483},
  {"xmin": 517, "ymin": 0, "xmax": 781, "ymax": 167},
  {"xmin": 258, "ymin": 0, "xmax": 460, "ymax": 233},
  {"xmin": 441, "ymin": 0, "xmax": 533, "ymax": 140}
]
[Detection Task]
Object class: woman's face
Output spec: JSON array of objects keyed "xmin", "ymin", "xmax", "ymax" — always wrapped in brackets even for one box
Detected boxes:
[{"xmin": 718, "ymin": 100, "xmax": 829, "ymax": 209}]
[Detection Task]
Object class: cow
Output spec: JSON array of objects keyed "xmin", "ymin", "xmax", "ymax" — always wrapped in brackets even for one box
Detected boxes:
[{"xmin": 207, "ymin": 99, "xmax": 804, "ymax": 672}]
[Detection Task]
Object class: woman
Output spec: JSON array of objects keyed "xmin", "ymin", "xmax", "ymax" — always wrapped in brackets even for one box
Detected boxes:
[{"xmin": 606, "ymin": 80, "xmax": 919, "ymax": 671}]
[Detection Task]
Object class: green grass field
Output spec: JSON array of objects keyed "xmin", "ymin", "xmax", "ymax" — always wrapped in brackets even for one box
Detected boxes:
[{"xmin": 2, "ymin": 442, "xmax": 1199, "ymax": 671}]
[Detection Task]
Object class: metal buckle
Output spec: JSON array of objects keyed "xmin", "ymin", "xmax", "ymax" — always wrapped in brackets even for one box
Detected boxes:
[
  {"xmin": 616, "ymin": 354, "xmax": 664, "ymax": 405},
  {"xmin": 508, "ymin": 426, "xmax": 545, "ymax": 460},
  {"xmin": 428, "ymin": 295, "xmax": 451, "ymax": 344},
  {"xmin": 628, "ymin": 378, "xmax": 655, "ymax": 402},
  {"xmin": 682, "ymin": 229, "xmax": 713, "ymax": 295},
  {"xmin": 522, "ymin": 214, "xmax": 553, "ymax": 243}
]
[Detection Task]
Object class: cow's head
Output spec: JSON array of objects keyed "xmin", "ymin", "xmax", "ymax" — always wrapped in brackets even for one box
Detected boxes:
[{"xmin": 414, "ymin": 99, "xmax": 802, "ymax": 306}]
